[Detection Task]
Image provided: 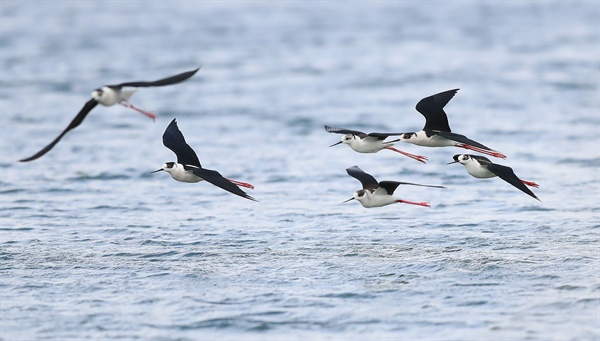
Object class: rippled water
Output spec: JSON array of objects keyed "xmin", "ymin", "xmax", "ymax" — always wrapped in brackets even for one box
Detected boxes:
[{"xmin": 1, "ymin": 1, "xmax": 599, "ymax": 340}]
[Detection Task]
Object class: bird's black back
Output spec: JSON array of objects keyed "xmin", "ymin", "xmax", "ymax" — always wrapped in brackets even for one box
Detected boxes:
[
  {"xmin": 377, "ymin": 181, "xmax": 401, "ymax": 195},
  {"xmin": 378, "ymin": 180, "xmax": 446, "ymax": 195},
  {"xmin": 468, "ymin": 154, "xmax": 493, "ymax": 166},
  {"xmin": 435, "ymin": 131, "xmax": 492, "ymax": 150},
  {"xmin": 325, "ymin": 126, "xmax": 404, "ymax": 140}
]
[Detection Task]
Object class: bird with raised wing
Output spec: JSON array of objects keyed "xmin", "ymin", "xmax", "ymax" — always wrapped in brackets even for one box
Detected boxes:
[
  {"xmin": 342, "ymin": 166, "xmax": 444, "ymax": 208},
  {"xmin": 398, "ymin": 89, "xmax": 506, "ymax": 159},
  {"xmin": 152, "ymin": 118, "xmax": 256, "ymax": 202}
]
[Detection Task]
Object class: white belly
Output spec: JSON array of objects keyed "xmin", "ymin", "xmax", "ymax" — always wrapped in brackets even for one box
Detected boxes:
[
  {"xmin": 465, "ymin": 163, "xmax": 496, "ymax": 179},
  {"xmin": 358, "ymin": 194, "xmax": 397, "ymax": 208},
  {"xmin": 405, "ymin": 131, "xmax": 456, "ymax": 147},
  {"xmin": 349, "ymin": 140, "xmax": 389, "ymax": 153},
  {"xmin": 169, "ymin": 168, "xmax": 203, "ymax": 183}
]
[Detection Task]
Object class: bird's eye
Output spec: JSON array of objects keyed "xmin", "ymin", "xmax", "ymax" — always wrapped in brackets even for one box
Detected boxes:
[
  {"xmin": 95, "ymin": 89, "xmax": 103, "ymax": 95},
  {"xmin": 403, "ymin": 133, "xmax": 413, "ymax": 139},
  {"xmin": 462, "ymin": 155, "xmax": 469, "ymax": 161}
]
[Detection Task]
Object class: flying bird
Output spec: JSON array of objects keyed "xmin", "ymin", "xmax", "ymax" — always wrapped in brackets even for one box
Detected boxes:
[
  {"xmin": 342, "ymin": 166, "xmax": 444, "ymax": 208},
  {"xmin": 447, "ymin": 154, "xmax": 540, "ymax": 200},
  {"xmin": 152, "ymin": 118, "xmax": 256, "ymax": 201},
  {"xmin": 325, "ymin": 125, "xmax": 428, "ymax": 163},
  {"xmin": 398, "ymin": 89, "xmax": 506, "ymax": 159},
  {"xmin": 19, "ymin": 67, "xmax": 200, "ymax": 162}
]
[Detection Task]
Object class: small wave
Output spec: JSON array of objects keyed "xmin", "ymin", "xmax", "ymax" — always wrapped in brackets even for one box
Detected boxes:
[
  {"xmin": 555, "ymin": 285, "xmax": 586, "ymax": 291},
  {"xmin": 0, "ymin": 188, "xmax": 26, "ymax": 195},
  {"xmin": 88, "ymin": 205, "xmax": 122, "ymax": 210},
  {"xmin": 0, "ymin": 227, "xmax": 34, "ymax": 231},
  {"xmin": 320, "ymin": 292, "xmax": 376, "ymax": 299},
  {"xmin": 68, "ymin": 172, "xmax": 132, "ymax": 181},
  {"xmin": 139, "ymin": 251, "xmax": 179, "ymax": 258},
  {"xmin": 451, "ymin": 282, "xmax": 501, "ymax": 287}
]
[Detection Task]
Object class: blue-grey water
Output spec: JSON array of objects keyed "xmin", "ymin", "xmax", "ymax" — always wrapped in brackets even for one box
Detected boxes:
[{"xmin": 1, "ymin": 1, "xmax": 599, "ymax": 340}]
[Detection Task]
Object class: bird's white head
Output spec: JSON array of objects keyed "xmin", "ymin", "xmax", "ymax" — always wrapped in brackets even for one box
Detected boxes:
[
  {"xmin": 91, "ymin": 86, "xmax": 124, "ymax": 106},
  {"xmin": 398, "ymin": 132, "xmax": 418, "ymax": 142},
  {"xmin": 91, "ymin": 86, "xmax": 135, "ymax": 106},
  {"xmin": 91, "ymin": 86, "xmax": 109, "ymax": 101},
  {"xmin": 330, "ymin": 134, "xmax": 356, "ymax": 147},
  {"xmin": 342, "ymin": 189, "xmax": 368, "ymax": 204},
  {"xmin": 151, "ymin": 162, "xmax": 176, "ymax": 174},
  {"xmin": 447, "ymin": 154, "xmax": 472, "ymax": 166}
]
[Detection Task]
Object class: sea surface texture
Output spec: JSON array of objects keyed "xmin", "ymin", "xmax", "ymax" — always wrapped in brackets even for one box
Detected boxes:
[{"xmin": 1, "ymin": 1, "xmax": 598, "ymax": 340}]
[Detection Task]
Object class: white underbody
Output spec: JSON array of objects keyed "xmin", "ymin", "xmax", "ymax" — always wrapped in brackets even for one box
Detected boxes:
[
  {"xmin": 92, "ymin": 86, "xmax": 137, "ymax": 106},
  {"xmin": 347, "ymin": 139, "xmax": 394, "ymax": 153},
  {"xmin": 355, "ymin": 189, "xmax": 398, "ymax": 208},
  {"xmin": 165, "ymin": 164, "xmax": 204, "ymax": 183},
  {"xmin": 401, "ymin": 131, "xmax": 456, "ymax": 147},
  {"xmin": 464, "ymin": 161, "xmax": 496, "ymax": 179}
]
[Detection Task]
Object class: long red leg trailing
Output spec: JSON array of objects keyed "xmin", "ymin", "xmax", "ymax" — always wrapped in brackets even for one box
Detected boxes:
[
  {"xmin": 457, "ymin": 144, "xmax": 506, "ymax": 159},
  {"xmin": 120, "ymin": 101, "xmax": 156, "ymax": 121},
  {"xmin": 521, "ymin": 179, "xmax": 539, "ymax": 188},
  {"xmin": 226, "ymin": 178, "xmax": 255, "ymax": 190},
  {"xmin": 396, "ymin": 199, "xmax": 430, "ymax": 207},
  {"xmin": 385, "ymin": 147, "xmax": 428, "ymax": 163}
]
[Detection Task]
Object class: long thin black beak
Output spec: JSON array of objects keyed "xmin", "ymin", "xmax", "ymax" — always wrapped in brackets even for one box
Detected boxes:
[
  {"xmin": 446, "ymin": 161, "xmax": 459, "ymax": 165},
  {"xmin": 341, "ymin": 197, "xmax": 355, "ymax": 203},
  {"xmin": 329, "ymin": 141, "xmax": 343, "ymax": 147},
  {"xmin": 151, "ymin": 169, "xmax": 164, "ymax": 173}
]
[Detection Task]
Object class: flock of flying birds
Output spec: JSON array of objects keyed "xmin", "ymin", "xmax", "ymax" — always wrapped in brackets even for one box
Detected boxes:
[{"xmin": 18, "ymin": 67, "xmax": 540, "ymax": 207}]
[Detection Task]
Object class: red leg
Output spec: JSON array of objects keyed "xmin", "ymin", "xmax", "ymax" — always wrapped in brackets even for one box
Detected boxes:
[
  {"xmin": 120, "ymin": 101, "xmax": 156, "ymax": 121},
  {"xmin": 226, "ymin": 178, "xmax": 255, "ymax": 190},
  {"xmin": 396, "ymin": 199, "xmax": 430, "ymax": 207},
  {"xmin": 457, "ymin": 144, "xmax": 506, "ymax": 159},
  {"xmin": 385, "ymin": 147, "xmax": 428, "ymax": 163},
  {"xmin": 521, "ymin": 179, "xmax": 539, "ymax": 188}
]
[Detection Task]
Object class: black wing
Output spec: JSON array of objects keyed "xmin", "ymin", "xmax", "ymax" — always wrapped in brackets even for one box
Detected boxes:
[
  {"xmin": 365, "ymin": 132, "xmax": 405, "ymax": 141},
  {"xmin": 162, "ymin": 118, "xmax": 201, "ymax": 167},
  {"xmin": 346, "ymin": 166, "xmax": 378, "ymax": 190},
  {"xmin": 434, "ymin": 130, "xmax": 493, "ymax": 150},
  {"xmin": 192, "ymin": 167, "xmax": 257, "ymax": 201},
  {"xmin": 469, "ymin": 154, "xmax": 493, "ymax": 166},
  {"xmin": 19, "ymin": 99, "xmax": 99, "ymax": 162},
  {"xmin": 114, "ymin": 67, "xmax": 200, "ymax": 88},
  {"xmin": 378, "ymin": 180, "xmax": 446, "ymax": 195},
  {"xmin": 325, "ymin": 126, "xmax": 404, "ymax": 140},
  {"xmin": 325, "ymin": 125, "xmax": 367, "ymax": 138},
  {"xmin": 487, "ymin": 163, "xmax": 540, "ymax": 201},
  {"xmin": 415, "ymin": 89, "xmax": 459, "ymax": 132}
]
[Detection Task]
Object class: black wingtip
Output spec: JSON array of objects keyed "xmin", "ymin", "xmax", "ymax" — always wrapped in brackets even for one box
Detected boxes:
[
  {"xmin": 245, "ymin": 195, "xmax": 259, "ymax": 202},
  {"xmin": 165, "ymin": 117, "xmax": 179, "ymax": 132},
  {"xmin": 530, "ymin": 193, "xmax": 541, "ymax": 202},
  {"xmin": 18, "ymin": 156, "xmax": 34, "ymax": 163}
]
